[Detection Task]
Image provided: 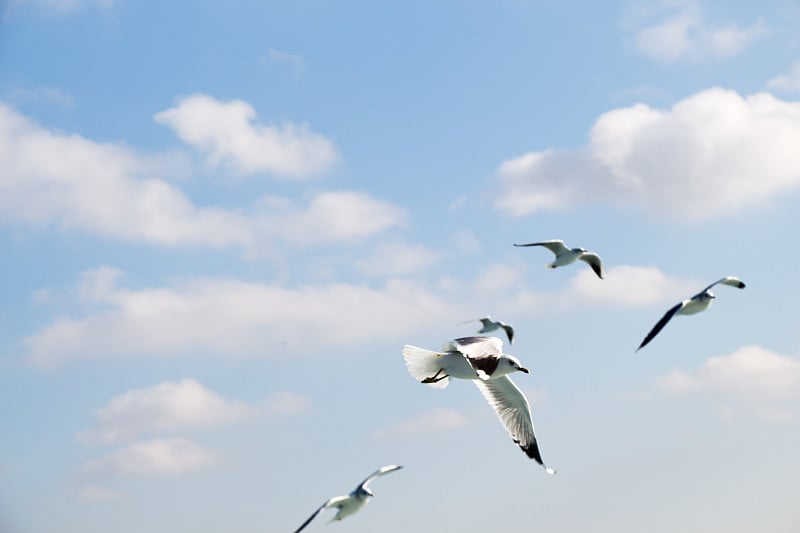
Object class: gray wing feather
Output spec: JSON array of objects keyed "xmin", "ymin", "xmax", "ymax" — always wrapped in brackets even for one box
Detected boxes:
[
  {"xmin": 698, "ymin": 276, "xmax": 746, "ymax": 295},
  {"xmin": 358, "ymin": 464, "xmax": 403, "ymax": 491},
  {"xmin": 473, "ymin": 376, "xmax": 555, "ymax": 474},
  {"xmin": 513, "ymin": 240, "xmax": 569, "ymax": 256},
  {"xmin": 579, "ymin": 252, "xmax": 605, "ymax": 279},
  {"xmin": 293, "ymin": 498, "xmax": 339, "ymax": 533}
]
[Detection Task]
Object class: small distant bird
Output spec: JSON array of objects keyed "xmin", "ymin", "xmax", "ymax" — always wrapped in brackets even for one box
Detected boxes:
[
  {"xmin": 459, "ymin": 316, "xmax": 515, "ymax": 344},
  {"xmin": 402, "ymin": 336, "xmax": 555, "ymax": 475},
  {"xmin": 293, "ymin": 465, "xmax": 403, "ymax": 533},
  {"xmin": 637, "ymin": 276, "xmax": 746, "ymax": 351},
  {"xmin": 514, "ymin": 239, "xmax": 605, "ymax": 279}
]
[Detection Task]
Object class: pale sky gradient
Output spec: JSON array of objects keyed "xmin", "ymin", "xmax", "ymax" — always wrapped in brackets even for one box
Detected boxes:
[{"xmin": 2, "ymin": 1, "xmax": 800, "ymax": 532}]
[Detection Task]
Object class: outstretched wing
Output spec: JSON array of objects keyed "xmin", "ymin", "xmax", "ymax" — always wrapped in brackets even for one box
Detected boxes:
[
  {"xmin": 473, "ymin": 376, "xmax": 556, "ymax": 475},
  {"xmin": 500, "ymin": 323, "xmax": 515, "ymax": 345},
  {"xmin": 637, "ymin": 301, "xmax": 684, "ymax": 351},
  {"xmin": 579, "ymin": 252, "xmax": 605, "ymax": 279},
  {"xmin": 448, "ymin": 336, "xmax": 503, "ymax": 358},
  {"xmin": 293, "ymin": 496, "xmax": 347, "ymax": 533},
  {"xmin": 357, "ymin": 464, "xmax": 403, "ymax": 491},
  {"xmin": 698, "ymin": 276, "xmax": 746, "ymax": 295},
  {"xmin": 513, "ymin": 240, "xmax": 569, "ymax": 256}
]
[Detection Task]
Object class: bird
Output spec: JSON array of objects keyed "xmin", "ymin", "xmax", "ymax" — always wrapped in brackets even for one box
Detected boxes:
[
  {"xmin": 636, "ymin": 276, "xmax": 746, "ymax": 351},
  {"xmin": 459, "ymin": 316, "xmax": 515, "ymax": 344},
  {"xmin": 514, "ymin": 239, "xmax": 605, "ymax": 279},
  {"xmin": 402, "ymin": 336, "xmax": 555, "ymax": 475},
  {"xmin": 292, "ymin": 465, "xmax": 403, "ymax": 533}
]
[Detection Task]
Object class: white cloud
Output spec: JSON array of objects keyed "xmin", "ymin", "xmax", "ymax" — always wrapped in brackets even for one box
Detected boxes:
[
  {"xmin": 78, "ymin": 379, "xmax": 254, "ymax": 445},
  {"xmin": 155, "ymin": 94, "xmax": 338, "ymax": 177},
  {"xmin": 0, "ymin": 103, "xmax": 403, "ymax": 249},
  {"xmin": 4, "ymin": 85, "xmax": 75, "ymax": 109},
  {"xmin": 658, "ymin": 345, "xmax": 800, "ymax": 400},
  {"xmin": 493, "ymin": 87, "xmax": 800, "ymax": 221},
  {"xmin": 563, "ymin": 265, "xmax": 696, "ymax": 307},
  {"xmin": 262, "ymin": 391, "xmax": 312, "ymax": 418},
  {"xmin": 371, "ymin": 408, "xmax": 468, "ymax": 439},
  {"xmin": 23, "ymin": 263, "xmax": 699, "ymax": 367},
  {"xmin": 629, "ymin": 1, "xmax": 766, "ymax": 62},
  {"xmin": 81, "ymin": 438, "xmax": 218, "ymax": 478},
  {"xmin": 356, "ymin": 242, "xmax": 441, "ymax": 277},
  {"xmin": 24, "ymin": 267, "xmax": 456, "ymax": 367},
  {"xmin": 657, "ymin": 345, "xmax": 800, "ymax": 420},
  {"xmin": 767, "ymin": 61, "xmax": 800, "ymax": 93},
  {"xmin": 256, "ymin": 191, "xmax": 407, "ymax": 246}
]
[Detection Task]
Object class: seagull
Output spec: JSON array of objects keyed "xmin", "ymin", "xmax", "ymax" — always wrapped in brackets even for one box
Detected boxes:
[
  {"xmin": 514, "ymin": 239, "xmax": 605, "ymax": 279},
  {"xmin": 402, "ymin": 336, "xmax": 555, "ymax": 475},
  {"xmin": 459, "ymin": 316, "xmax": 515, "ymax": 344},
  {"xmin": 636, "ymin": 276, "xmax": 746, "ymax": 351},
  {"xmin": 293, "ymin": 465, "xmax": 403, "ymax": 533}
]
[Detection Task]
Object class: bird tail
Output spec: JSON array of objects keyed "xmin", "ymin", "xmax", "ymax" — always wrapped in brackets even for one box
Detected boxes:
[{"xmin": 402, "ymin": 345, "xmax": 450, "ymax": 389}]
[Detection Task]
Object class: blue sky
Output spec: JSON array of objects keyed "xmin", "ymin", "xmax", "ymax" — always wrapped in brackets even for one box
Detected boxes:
[{"xmin": 2, "ymin": 1, "xmax": 800, "ymax": 532}]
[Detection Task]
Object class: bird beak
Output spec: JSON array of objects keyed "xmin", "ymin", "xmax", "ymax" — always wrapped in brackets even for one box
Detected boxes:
[{"xmin": 519, "ymin": 367, "xmax": 530, "ymax": 374}]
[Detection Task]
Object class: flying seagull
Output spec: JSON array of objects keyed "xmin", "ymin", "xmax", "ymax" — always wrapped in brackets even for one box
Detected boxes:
[
  {"xmin": 402, "ymin": 336, "xmax": 555, "ymax": 475},
  {"xmin": 514, "ymin": 239, "xmax": 605, "ymax": 279},
  {"xmin": 293, "ymin": 465, "xmax": 403, "ymax": 533},
  {"xmin": 637, "ymin": 276, "xmax": 746, "ymax": 351},
  {"xmin": 459, "ymin": 316, "xmax": 515, "ymax": 344}
]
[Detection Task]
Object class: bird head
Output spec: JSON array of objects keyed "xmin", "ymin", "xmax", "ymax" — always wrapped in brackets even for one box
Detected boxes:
[
  {"xmin": 503, "ymin": 355, "xmax": 530, "ymax": 374},
  {"xmin": 356, "ymin": 486, "xmax": 375, "ymax": 498}
]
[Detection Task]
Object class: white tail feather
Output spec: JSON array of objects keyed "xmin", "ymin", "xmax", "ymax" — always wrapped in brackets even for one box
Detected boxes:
[{"xmin": 402, "ymin": 345, "xmax": 449, "ymax": 389}]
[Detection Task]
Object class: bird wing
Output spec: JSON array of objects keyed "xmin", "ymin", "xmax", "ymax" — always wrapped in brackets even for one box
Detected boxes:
[
  {"xmin": 449, "ymin": 336, "xmax": 504, "ymax": 379},
  {"xmin": 478, "ymin": 317, "xmax": 497, "ymax": 330},
  {"xmin": 697, "ymin": 276, "xmax": 746, "ymax": 295},
  {"xmin": 357, "ymin": 464, "xmax": 403, "ymax": 491},
  {"xmin": 579, "ymin": 252, "xmax": 605, "ymax": 279},
  {"xmin": 501, "ymin": 324, "xmax": 515, "ymax": 345},
  {"xmin": 513, "ymin": 240, "xmax": 569, "ymax": 256},
  {"xmin": 637, "ymin": 301, "xmax": 685, "ymax": 351},
  {"xmin": 293, "ymin": 496, "xmax": 348, "ymax": 533},
  {"xmin": 473, "ymin": 376, "xmax": 556, "ymax": 475},
  {"xmin": 449, "ymin": 336, "xmax": 503, "ymax": 357}
]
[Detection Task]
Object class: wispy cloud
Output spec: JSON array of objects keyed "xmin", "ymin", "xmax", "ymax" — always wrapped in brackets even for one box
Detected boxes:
[
  {"xmin": 766, "ymin": 61, "xmax": 800, "ymax": 93},
  {"xmin": 81, "ymin": 438, "xmax": 218, "ymax": 478},
  {"xmin": 155, "ymin": 94, "xmax": 338, "ymax": 178},
  {"xmin": 4, "ymin": 85, "xmax": 75, "ymax": 109},
  {"xmin": 371, "ymin": 408, "xmax": 469, "ymax": 440},
  {"xmin": 493, "ymin": 87, "xmax": 800, "ymax": 221},
  {"xmin": 0, "ymin": 103, "xmax": 403, "ymax": 250},
  {"xmin": 627, "ymin": 0, "xmax": 766, "ymax": 62},
  {"xmin": 263, "ymin": 48, "xmax": 307, "ymax": 76},
  {"xmin": 24, "ymin": 267, "xmax": 456, "ymax": 368},
  {"xmin": 5, "ymin": 0, "xmax": 114, "ymax": 15},
  {"xmin": 78, "ymin": 378, "xmax": 255, "ymax": 445},
  {"xmin": 656, "ymin": 345, "xmax": 800, "ymax": 421},
  {"xmin": 356, "ymin": 241, "xmax": 441, "ymax": 277}
]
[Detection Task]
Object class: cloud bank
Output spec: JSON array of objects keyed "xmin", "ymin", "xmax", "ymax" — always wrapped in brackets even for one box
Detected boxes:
[{"xmin": 0, "ymin": 103, "xmax": 403, "ymax": 249}]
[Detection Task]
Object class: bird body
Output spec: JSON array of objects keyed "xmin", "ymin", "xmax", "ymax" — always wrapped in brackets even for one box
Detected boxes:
[
  {"xmin": 637, "ymin": 276, "xmax": 746, "ymax": 351},
  {"xmin": 514, "ymin": 239, "xmax": 605, "ymax": 279},
  {"xmin": 293, "ymin": 465, "xmax": 403, "ymax": 533},
  {"xmin": 402, "ymin": 336, "xmax": 555, "ymax": 475}
]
